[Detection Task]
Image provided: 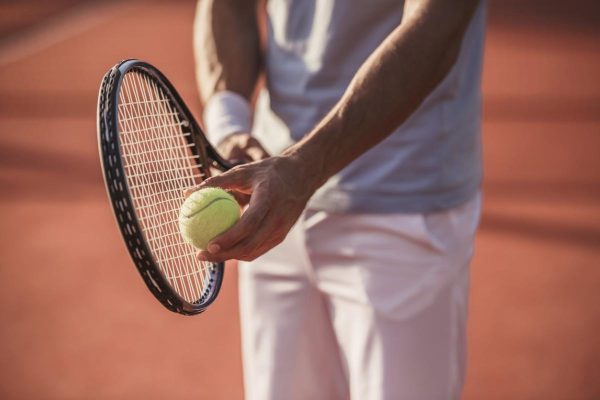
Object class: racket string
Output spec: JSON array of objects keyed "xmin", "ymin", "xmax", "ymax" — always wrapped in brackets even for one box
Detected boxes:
[
  {"xmin": 140, "ymin": 75, "xmax": 202, "ymax": 302},
  {"xmin": 129, "ymin": 169, "xmax": 202, "ymax": 189},
  {"xmin": 119, "ymin": 75, "xmax": 191, "ymax": 299},
  {"xmin": 117, "ymin": 71, "xmax": 211, "ymax": 304},
  {"xmin": 136, "ymin": 72, "xmax": 204, "ymax": 301},
  {"xmin": 142, "ymin": 73, "xmax": 208, "ymax": 298},
  {"xmin": 118, "ymin": 109, "xmax": 179, "ymax": 123},
  {"xmin": 119, "ymin": 134, "xmax": 192, "ymax": 151},
  {"xmin": 118, "ymin": 97, "xmax": 172, "ymax": 107},
  {"xmin": 117, "ymin": 119, "xmax": 185, "ymax": 135}
]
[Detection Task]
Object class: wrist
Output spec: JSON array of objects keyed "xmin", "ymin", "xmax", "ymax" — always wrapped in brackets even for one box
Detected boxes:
[
  {"xmin": 202, "ymin": 91, "xmax": 252, "ymax": 147},
  {"xmin": 282, "ymin": 141, "xmax": 328, "ymax": 195},
  {"xmin": 282, "ymin": 110, "xmax": 345, "ymax": 192}
]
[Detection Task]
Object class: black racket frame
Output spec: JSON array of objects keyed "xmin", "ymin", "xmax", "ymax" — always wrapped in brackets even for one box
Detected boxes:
[{"xmin": 97, "ymin": 59, "xmax": 231, "ymax": 315}]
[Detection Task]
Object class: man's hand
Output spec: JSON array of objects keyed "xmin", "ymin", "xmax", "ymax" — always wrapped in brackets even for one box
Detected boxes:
[
  {"xmin": 187, "ymin": 154, "xmax": 318, "ymax": 263},
  {"xmin": 215, "ymin": 132, "xmax": 270, "ymax": 206},
  {"xmin": 217, "ymin": 132, "xmax": 270, "ymax": 164},
  {"xmin": 189, "ymin": 0, "xmax": 481, "ymax": 264}
]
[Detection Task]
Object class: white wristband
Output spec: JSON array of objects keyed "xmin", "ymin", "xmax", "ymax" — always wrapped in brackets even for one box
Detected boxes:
[{"xmin": 202, "ymin": 91, "xmax": 252, "ymax": 147}]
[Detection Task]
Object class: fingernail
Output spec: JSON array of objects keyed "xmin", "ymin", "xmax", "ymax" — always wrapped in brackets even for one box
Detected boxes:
[{"xmin": 207, "ymin": 243, "xmax": 220, "ymax": 254}]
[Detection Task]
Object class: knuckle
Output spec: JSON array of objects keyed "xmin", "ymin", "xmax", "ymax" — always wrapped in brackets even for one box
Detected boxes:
[
  {"xmin": 228, "ymin": 166, "xmax": 249, "ymax": 180},
  {"xmin": 243, "ymin": 212, "xmax": 261, "ymax": 227},
  {"xmin": 202, "ymin": 176, "xmax": 219, "ymax": 186}
]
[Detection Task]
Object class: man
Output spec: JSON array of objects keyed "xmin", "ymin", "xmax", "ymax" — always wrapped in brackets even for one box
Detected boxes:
[{"xmin": 192, "ymin": 0, "xmax": 485, "ymax": 398}]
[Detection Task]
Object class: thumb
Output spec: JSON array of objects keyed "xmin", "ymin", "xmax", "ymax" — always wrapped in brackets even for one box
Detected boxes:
[{"xmin": 184, "ymin": 166, "xmax": 251, "ymax": 197}]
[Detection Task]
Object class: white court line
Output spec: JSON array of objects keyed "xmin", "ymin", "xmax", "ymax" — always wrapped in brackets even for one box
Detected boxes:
[{"xmin": 0, "ymin": 1, "xmax": 142, "ymax": 66}]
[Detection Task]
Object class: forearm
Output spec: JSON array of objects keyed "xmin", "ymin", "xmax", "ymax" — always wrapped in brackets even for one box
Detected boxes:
[
  {"xmin": 194, "ymin": 0, "xmax": 261, "ymax": 102},
  {"xmin": 284, "ymin": 0, "xmax": 480, "ymax": 190}
]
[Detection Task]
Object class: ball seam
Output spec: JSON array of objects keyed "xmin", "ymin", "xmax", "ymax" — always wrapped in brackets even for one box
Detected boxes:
[{"xmin": 181, "ymin": 197, "xmax": 238, "ymax": 219}]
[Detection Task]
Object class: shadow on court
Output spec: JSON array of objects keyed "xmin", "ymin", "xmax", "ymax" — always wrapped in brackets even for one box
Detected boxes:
[{"xmin": 0, "ymin": 1, "xmax": 598, "ymax": 399}]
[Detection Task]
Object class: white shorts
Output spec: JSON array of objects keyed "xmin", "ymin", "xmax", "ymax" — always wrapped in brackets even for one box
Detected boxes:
[{"xmin": 239, "ymin": 193, "xmax": 481, "ymax": 400}]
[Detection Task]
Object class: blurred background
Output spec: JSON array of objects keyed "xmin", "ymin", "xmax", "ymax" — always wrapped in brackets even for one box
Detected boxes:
[{"xmin": 0, "ymin": 0, "xmax": 598, "ymax": 399}]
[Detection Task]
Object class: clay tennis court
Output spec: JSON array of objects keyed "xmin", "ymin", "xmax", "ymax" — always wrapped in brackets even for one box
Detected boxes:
[{"xmin": 0, "ymin": 0, "xmax": 598, "ymax": 398}]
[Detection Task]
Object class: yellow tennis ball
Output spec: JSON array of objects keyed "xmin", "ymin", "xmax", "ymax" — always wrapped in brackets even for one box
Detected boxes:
[{"xmin": 178, "ymin": 188, "xmax": 240, "ymax": 250}]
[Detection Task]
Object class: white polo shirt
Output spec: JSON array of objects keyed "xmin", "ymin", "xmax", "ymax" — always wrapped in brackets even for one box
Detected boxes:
[{"xmin": 255, "ymin": 0, "xmax": 487, "ymax": 213}]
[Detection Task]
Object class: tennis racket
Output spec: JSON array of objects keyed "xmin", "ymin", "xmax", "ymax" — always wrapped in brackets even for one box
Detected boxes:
[{"xmin": 97, "ymin": 59, "xmax": 233, "ymax": 315}]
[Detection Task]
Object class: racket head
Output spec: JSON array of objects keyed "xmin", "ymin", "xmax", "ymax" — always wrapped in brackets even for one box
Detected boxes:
[{"xmin": 97, "ymin": 59, "xmax": 228, "ymax": 315}]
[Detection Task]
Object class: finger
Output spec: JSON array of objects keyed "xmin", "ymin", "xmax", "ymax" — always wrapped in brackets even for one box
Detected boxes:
[
  {"xmin": 197, "ymin": 212, "xmax": 279, "ymax": 263},
  {"xmin": 230, "ymin": 224, "xmax": 286, "ymax": 262},
  {"xmin": 205, "ymin": 166, "xmax": 253, "ymax": 191},
  {"xmin": 184, "ymin": 165, "xmax": 252, "ymax": 197},
  {"xmin": 230, "ymin": 190, "xmax": 251, "ymax": 206},
  {"xmin": 203, "ymin": 186, "xmax": 270, "ymax": 255}
]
